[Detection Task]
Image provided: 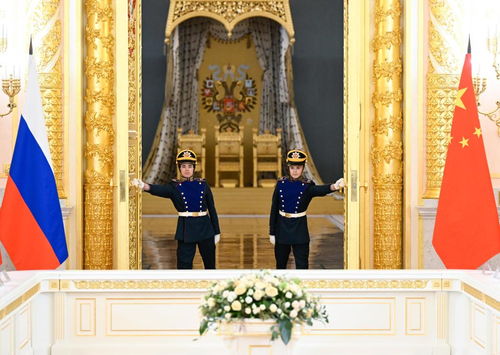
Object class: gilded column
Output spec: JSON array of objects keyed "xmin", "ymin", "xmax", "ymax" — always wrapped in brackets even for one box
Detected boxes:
[
  {"xmin": 32, "ymin": 0, "xmax": 65, "ymax": 198},
  {"xmin": 424, "ymin": 0, "xmax": 464, "ymax": 198},
  {"xmin": 371, "ymin": 0, "xmax": 403, "ymax": 268},
  {"xmin": 84, "ymin": 0, "xmax": 114, "ymax": 269},
  {"xmin": 128, "ymin": 0, "xmax": 142, "ymax": 269}
]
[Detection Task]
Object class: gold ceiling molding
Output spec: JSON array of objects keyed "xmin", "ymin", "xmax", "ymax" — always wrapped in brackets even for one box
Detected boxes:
[
  {"xmin": 164, "ymin": 0, "xmax": 295, "ymax": 44},
  {"xmin": 371, "ymin": 0, "xmax": 403, "ymax": 269}
]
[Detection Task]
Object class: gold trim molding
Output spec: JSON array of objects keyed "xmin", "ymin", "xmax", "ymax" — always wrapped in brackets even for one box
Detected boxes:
[
  {"xmin": 0, "ymin": 284, "xmax": 40, "ymax": 321},
  {"xmin": 165, "ymin": 0, "xmax": 294, "ymax": 43},
  {"xmin": 71, "ymin": 279, "xmax": 429, "ymax": 290},
  {"xmin": 462, "ymin": 282, "xmax": 500, "ymax": 312},
  {"xmin": 371, "ymin": 0, "xmax": 403, "ymax": 269},
  {"xmin": 128, "ymin": 0, "xmax": 142, "ymax": 270},
  {"xmin": 83, "ymin": 0, "xmax": 115, "ymax": 269},
  {"xmin": 32, "ymin": 0, "xmax": 66, "ymax": 198}
]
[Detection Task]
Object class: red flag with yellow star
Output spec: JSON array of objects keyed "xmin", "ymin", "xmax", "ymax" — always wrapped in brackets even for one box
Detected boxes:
[{"xmin": 432, "ymin": 44, "xmax": 500, "ymax": 269}]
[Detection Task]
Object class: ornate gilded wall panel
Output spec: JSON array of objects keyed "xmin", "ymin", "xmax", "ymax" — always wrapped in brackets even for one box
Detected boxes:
[
  {"xmin": 424, "ymin": 0, "xmax": 464, "ymax": 198},
  {"xmin": 32, "ymin": 0, "xmax": 65, "ymax": 198},
  {"xmin": 372, "ymin": 0, "xmax": 403, "ymax": 269},
  {"xmin": 84, "ymin": 0, "xmax": 115, "ymax": 269},
  {"xmin": 165, "ymin": 0, "xmax": 294, "ymax": 43},
  {"xmin": 128, "ymin": 0, "xmax": 142, "ymax": 269}
]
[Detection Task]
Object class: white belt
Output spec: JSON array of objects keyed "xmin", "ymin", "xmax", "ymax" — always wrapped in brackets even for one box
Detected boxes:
[
  {"xmin": 279, "ymin": 210, "xmax": 306, "ymax": 218},
  {"xmin": 178, "ymin": 211, "xmax": 208, "ymax": 217}
]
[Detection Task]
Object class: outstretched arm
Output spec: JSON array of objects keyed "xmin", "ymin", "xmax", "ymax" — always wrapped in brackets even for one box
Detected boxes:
[
  {"xmin": 309, "ymin": 177, "xmax": 345, "ymax": 197},
  {"xmin": 132, "ymin": 178, "xmax": 173, "ymax": 198}
]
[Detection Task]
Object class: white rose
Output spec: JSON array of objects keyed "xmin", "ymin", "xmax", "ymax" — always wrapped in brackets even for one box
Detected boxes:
[
  {"xmin": 207, "ymin": 298, "xmax": 216, "ymax": 307},
  {"xmin": 269, "ymin": 304, "xmax": 278, "ymax": 313},
  {"xmin": 265, "ymin": 286, "xmax": 278, "ymax": 297},
  {"xmin": 252, "ymin": 308, "xmax": 260, "ymax": 315},
  {"xmin": 245, "ymin": 296, "xmax": 253, "ymax": 304},
  {"xmin": 222, "ymin": 290, "xmax": 229, "ymax": 298},
  {"xmin": 277, "ymin": 308, "xmax": 282, "ymax": 314},
  {"xmin": 255, "ymin": 281, "xmax": 266, "ymax": 290},
  {"xmin": 260, "ymin": 304, "xmax": 266, "ymax": 310},
  {"xmin": 225, "ymin": 313, "xmax": 232, "ymax": 320},
  {"xmin": 231, "ymin": 300, "xmax": 242, "ymax": 311},
  {"xmin": 224, "ymin": 305, "xmax": 230, "ymax": 312},
  {"xmin": 247, "ymin": 288, "xmax": 254, "ymax": 296},
  {"xmin": 285, "ymin": 292, "xmax": 292, "ymax": 299},
  {"xmin": 235, "ymin": 284, "xmax": 247, "ymax": 295},
  {"xmin": 227, "ymin": 292, "xmax": 237, "ymax": 302},
  {"xmin": 292, "ymin": 300, "xmax": 299, "ymax": 309},
  {"xmin": 284, "ymin": 302, "xmax": 290, "ymax": 309},
  {"xmin": 219, "ymin": 281, "xmax": 228, "ymax": 289},
  {"xmin": 217, "ymin": 309, "xmax": 222, "ymax": 313},
  {"xmin": 253, "ymin": 290, "xmax": 264, "ymax": 301},
  {"xmin": 299, "ymin": 300, "xmax": 306, "ymax": 308},
  {"xmin": 290, "ymin": 310, "xmax": 298, "ymax": 318},
  {"xmin": 245, "ymin": 307, "xmax": 251, "ymax": 315}
]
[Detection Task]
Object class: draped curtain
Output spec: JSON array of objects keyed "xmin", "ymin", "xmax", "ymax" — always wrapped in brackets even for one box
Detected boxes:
[{"xmin": 143, "ymin": 18, "xmax": 323, "ymax": 184}]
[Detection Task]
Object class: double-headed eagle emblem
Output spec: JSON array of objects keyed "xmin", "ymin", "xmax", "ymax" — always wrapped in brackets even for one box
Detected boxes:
[{"xmin": 201, "ymin": 68, "xmax": 257, "ymax": 132}]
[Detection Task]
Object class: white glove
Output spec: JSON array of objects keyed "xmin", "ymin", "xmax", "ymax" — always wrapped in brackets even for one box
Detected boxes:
[
  {"xmin": 214, "ymin": 234, "xmax": 220, "ymax": 245},
  {"xmin": 333, "ymin": 178, "xmax": 345, "ymax": 190},
  {"xmin": 269, "ymin": 235, "xmax": 275, "ymax": 245},
  {"xmin": 132, "ymin": 178, "xmax": 145, "ymax": 190}
]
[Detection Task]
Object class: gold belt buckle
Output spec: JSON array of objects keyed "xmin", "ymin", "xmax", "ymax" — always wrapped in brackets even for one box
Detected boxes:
[{"xmin": 285, "ymin": 212, "xmax": 291, "ymax": 217}]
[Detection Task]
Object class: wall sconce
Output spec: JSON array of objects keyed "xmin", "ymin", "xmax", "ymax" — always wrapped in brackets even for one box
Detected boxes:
[
  {"xmin": 487, "ymin": 29, "xmax": 500, "ymax": 79},
  {"xmin": 473, "ymin": 27, "xmax": 500, "ymax": 135},
  {"xmin": 473, "ymin": 77, "xmax": 500, "ymax": 135},
  {"xmin": 0, "ymin": 25, "xmax": 21, "ymax": 118}
]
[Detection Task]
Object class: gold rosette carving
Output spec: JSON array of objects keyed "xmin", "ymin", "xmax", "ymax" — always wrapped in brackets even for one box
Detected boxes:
[
  {"xmin": 84, "ymin": 0, "xmax": 115, "ymax": 269},
  {"xmin": 372, "ymin": 0, "xmax": 403, "ymax": 269}
]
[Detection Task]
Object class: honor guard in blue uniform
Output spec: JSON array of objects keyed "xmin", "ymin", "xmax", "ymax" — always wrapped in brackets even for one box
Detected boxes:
[
  {"xmin": 133, "ymin": 150, "xmax": 220, "ymax": 269},
  {"xmin": 269, "ymin": 149, "xmax": 344, "ymax": 269}
]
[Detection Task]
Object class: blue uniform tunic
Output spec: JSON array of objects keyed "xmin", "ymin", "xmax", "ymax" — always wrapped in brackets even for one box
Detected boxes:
[
  {"xmin": 148, "ymin": 179, "xmax": 220, "ymax": 243},
  {"xmin": 269, "ymin": 177, "xmax": 332, "ymax": 245}
]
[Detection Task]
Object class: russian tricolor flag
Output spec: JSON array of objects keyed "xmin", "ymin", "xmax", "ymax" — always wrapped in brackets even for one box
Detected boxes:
[{"xmin": 0, "ymin": 54, "xmax": 68, "ymax": 270}]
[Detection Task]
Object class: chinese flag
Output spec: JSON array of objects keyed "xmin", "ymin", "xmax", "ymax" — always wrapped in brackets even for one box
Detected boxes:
[{"xmin": 432, "ymin": 43, "xmax": 500, "ymax": 269}]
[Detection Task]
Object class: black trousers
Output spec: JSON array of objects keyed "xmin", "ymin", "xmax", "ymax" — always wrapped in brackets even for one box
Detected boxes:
[
  {"xmin": 177, "ymin": 238, "xmax": 216, "ymax": 269},
  {"xmin": 274, "ymin": 243, "xmax": 309, "ymax": 269}
]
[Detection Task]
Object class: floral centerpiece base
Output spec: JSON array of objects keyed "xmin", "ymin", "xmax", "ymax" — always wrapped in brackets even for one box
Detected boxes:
[{"xmin": 219, "ymin": 319, "xmax": 297, "ymax": 354}]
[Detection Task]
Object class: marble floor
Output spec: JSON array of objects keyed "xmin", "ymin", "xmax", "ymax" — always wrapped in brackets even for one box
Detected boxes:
[{"xmin": 142, "ymin": 216, "xmax": 344, "ymax": 269}]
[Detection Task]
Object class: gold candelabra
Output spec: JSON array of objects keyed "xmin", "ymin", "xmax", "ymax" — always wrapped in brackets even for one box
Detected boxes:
[
  {"xmin": 0, "ymin": 31, "xmax": 20, "ymax": 118},
  {"xmin": 0, "ymin": 75, "xmax": 21, "ymax": 117}
]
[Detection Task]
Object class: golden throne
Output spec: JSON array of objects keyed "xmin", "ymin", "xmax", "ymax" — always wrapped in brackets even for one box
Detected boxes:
[
  {"xmin": 215, "ymin": 125, "xmax": 244, "ymax": 187},
  {"xmin": 177, "ymin": 128, "xmax": 206, "ymax": 179},
  {"xmin": 252, "ymin": 128, "xmax": 282, "ymax": 187}
]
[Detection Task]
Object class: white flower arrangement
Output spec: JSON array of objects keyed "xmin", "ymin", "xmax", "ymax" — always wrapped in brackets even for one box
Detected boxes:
[{"xmin": 199, "ymin": 271, "xmax": 329, "ymax": 344}]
